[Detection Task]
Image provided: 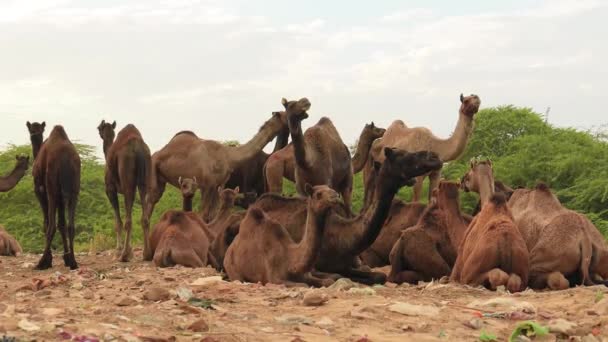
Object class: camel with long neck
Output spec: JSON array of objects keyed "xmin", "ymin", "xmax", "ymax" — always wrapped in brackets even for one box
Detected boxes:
[
  {"xmin": 451, "ymin": 193, "xmax": 529, "ymax": 293},
  {"xmin": 142, "ymin": 110, "xmax": 289, "ymax": 259},
  {"xmin": 178, "ymin": 176, "xmax": 198, "ymax": 212},
  {"xmin": 461, "ymin": 159, "xmax": 515, "ymax": 215},
  {"xmin": 0, "ymin": 225, "xmax": 22, "ymax": 256},
  {"xmin": 26, "ymin": 121, "xmax": 45, "ymax": 159},
  {"xmin": 0, "ymin": 155, "xmax": 29, "ymax": 192},
  {"xmin": 207, "ymin": 187, "xmax": 247, "ymax": 270},
  {"xmin": 31, "ymin": 125, "xmax": 81, "ymax": 270},
  {"xmin": 98, "ymin": 120, "xmax": 152, "ymax": 262},
  {"xmin": 224, "ymin": 184, "xmax": 340, "ymax": 287},
  {"xmin": 508, "ymin": 184, "xmax": 608, "ymax": 289},
  {"xmin": 264, "ymin": 122, "xmax": 385, "ymax": 194},
  {"xmin": 388, "ymin": 181, "xmax": 470, "ymax": 284},
  {"xmin": 366, "ymin": 93, "xmax": 480, "ymax": 204}
]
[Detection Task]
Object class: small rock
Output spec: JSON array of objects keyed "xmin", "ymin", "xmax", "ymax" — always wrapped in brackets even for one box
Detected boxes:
[
  {"xmin": 463, "ymin": 318, "xmax": 482, "ymax": 330},
  {"xmin": 188, "ymin": 318, "xmax": 209, "ymax": 332},
  {"xmin": 350, "ymin": 306, "xmax": 379, "ymax": 320},
  {"xmin": 116, "ymin": 296, "xmax": 138, "ymax": 307},
  {"xmin": 176, "ymin": 287, "xmax": 194, "ymax": 301},
  {"xmin": 385, "ymin": 282, "xmax": 398, "ymax": 288},
  {"xmin": 302, "ymin": 291, "xmax": 328, "ymax": 306},
  {"xmin": 593, "ymin": 298, "xmax": 608, "ymax": 315},
  {"xmin": 316, "ymin": 317, "xmax": 334, "ymax": 327},
  {"xmin": 190, "ymin": 276, "xmax": 223, "ymax": 286},
  {"xmin": 164, "ymin": 276, "xmax": 176, "ymax": 282},
  {"xmin": 275, "ymin": 314, "xmax": 313, "ymax": 325},
  {"xmin": 82, "ymin": 290, "xmax": 94, "ymax": 300},
  {"xmin": 328, "ymin": 278, "xmax": 357, "ymax": 291},
  {"xmin": 103, "ymin": 333, "xmax": 117, "ymax": 341},
  {"xmin": 582, "ymin": 335, "xmax": 599, "ymax": 342},
  {"xmin": 71, "ymin": 282, "xmax": 84, "ymax": 290},
  {"xmin": 260, "ymin": 327, "xmax": 274, "ymax": 333},
  {"xmin": 513, "ymin": 336, "xmax": 531, "ymax": 342},
  {"xmin": 18, "ymin": 319, "xmax": 40, "ymax": 332},
  {"xmin": 400, "ymin": 324, "xmax": 413, "ymax": 332},
  {"xmin": 548, "ymin": 318, "xmax": 577, "ymax": 335},
  {"xmin": 143, "ymin": 287, "xmax": 171, "ymax": 302},
  {"xmin": 41, "ymin": 307, "xmax": 63, "ymax": 316},
  {"xmin": 347, "ymin": 287, "xmax": 376, "ymax": 296},
  {"xmin": 388, "ymin": 302, "xmax": 440, "ymax": 317}
]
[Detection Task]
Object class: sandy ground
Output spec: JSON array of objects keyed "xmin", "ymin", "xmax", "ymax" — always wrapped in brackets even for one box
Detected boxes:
[{"xmin": 1, "ymin": 251, "xmax": 608, "ymax": 342}]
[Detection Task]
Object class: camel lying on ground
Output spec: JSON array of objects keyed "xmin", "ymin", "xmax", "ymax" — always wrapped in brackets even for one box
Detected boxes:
[
  {"xmin": 0, "ymin": 225, "xmax": 22, "ymax": 256},
  {"xmin": 367, "ymin": 93, "xmax": 480, "ymax": 203},
  {"xmin": 508, "ymin": 183, "xmax": 608, "ymax": 289},
  {"xmin": 98, "ymin": 120, "xmax": 152, "ymax": 262},
  {"xmin": 178, "ymin": 176, "xmax": 198, "ymax": 212},
  {"xmin": 460, "ymin": 159, "xmax": 514, "ymax": 215},
  {"xmin": 0, "ymin": 155, "xmax": 29, "ymax": 192},
  {"xmin": 264, "ymin": 122, "xmax": 385, "ymax": 194},
  {"xmin": 388, "ymin": 181, "xmax": 469, "ymax": 284},
  {"xmin": 224, "ymin": 184, "xmax": 340, "ymax": 287},
  {"xmin": 451, "ymin": 193, "xmax": 529, "ymax": 292}
]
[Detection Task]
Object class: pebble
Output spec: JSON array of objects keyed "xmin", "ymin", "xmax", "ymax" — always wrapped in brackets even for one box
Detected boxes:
[
  {"xmin": 116, "ymin": 296, "xmax": 138, "ymax": 307},
  {"xmin": 328, "ymin": 278, "xmax": 357, "ymax": 291},
  {"xmin": 547, "ymin": 318, "xmax": 578, "ymax": 335},
  {"xmin": 316, "ymin": 317, "xmax": 334, "ymax": 327},
  {"xmin": 302, "ymin": 291, "xmax": 328, "ymax": 306},
  {"xmin": 188, "ymin": 318, "xmax": 209, "ymax": 332},
  {"xmin": 143, "ymin": 287, "xmax": 171, "ymax": 302},
  {"xmin": 388, "ymin": 302, "xmax": 440, "ymax": 317},
  {"xmin": 463, "ymin": 318, "xmax": 482, "ymax": 330}
]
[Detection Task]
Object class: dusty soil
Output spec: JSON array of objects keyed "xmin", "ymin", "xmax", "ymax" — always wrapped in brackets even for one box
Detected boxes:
[{"xmin": 1, "ymin": 251, "xmax": 608, "ymax": 342}]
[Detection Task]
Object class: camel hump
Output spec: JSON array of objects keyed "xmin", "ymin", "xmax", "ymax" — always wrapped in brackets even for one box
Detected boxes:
[
  {"xmin": 317, "ymin": 117, "xmax": 333, "ymax": 125},
  {"xmin": 490, "ymin": 193, "xmax": 507, "ymax": 206},
  {"xmin": 535, "ymin": 182, "xmax": 550, "ymax": 192},
  {"xmin": 167, "ymin": 211, "xmax": 187, "ymax": 225},
  {"xmin": 248, "ymin": 207, "xmax": 265, "ymax": 222},
  {"xmin": 49, "ymin": 125, "xmax": 69, "ymax": 140},
  {"xmin": 174, "ymin": 130, "xmax": 198, "ymax": 138}
]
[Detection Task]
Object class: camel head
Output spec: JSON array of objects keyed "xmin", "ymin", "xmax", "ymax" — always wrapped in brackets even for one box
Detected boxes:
[
  {"xmin": 178, "ymin": 177, "xmax": 198, "ymax": 198},
  {"xmin": 26, "ymin": 121, "xmax": 46, "ymax": 138},
  {"xmin": 379, "ymin": 148, "xmax": 443, "ymax": 187},
  {"xmin": 97, "ymin": 120, "xmax": 116, "ymax": 142},
  {"xmin": 436, "ymin": 180, "xmax": 461, "ymax": 200},
  {"xmin": 459, "ymin": 93, "xmax": 481, "ymax": 117},
  {"xmin": 217, "ymin": 186, "xmax": 243, "ymax": 207},
  {"xmin": 304, "ymin": 184, "xmax": 341, "ymax": 214},
  {"xmin": 363, "ymin": 122, "xmax": 386, "ymax": 141},
  {"xmin": 282, "ymin": 97, "xmax": 311, "ymax": 128},
  {"xmin": 15, "ymin": 155, "xmax": 30, "ymax": 169},
  {"xmin": 461, "ymin": 159, "xmax": 493, "ymax": 193}
]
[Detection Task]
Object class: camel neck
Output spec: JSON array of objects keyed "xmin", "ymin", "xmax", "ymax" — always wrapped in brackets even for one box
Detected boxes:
[
  {"xmin": 288, "ymin": 206, "xmax": 329, "ymax": 275},
  {"xmin": 478, "ymin": 175, "xmax": 495, "ymax": 208},
  {"xmin": 440, "ymin": 196, "xmax": 467, "ymax": 251},
  {"xmin": 289, "ymin": 118, "xmax": 310, "ymax": 170},
  {"xmin": 102, "ymin": 137, "xmax": 114, "ymax": 159},
  {"xmin": 272, "ymin": 128, "xmax": 290, "ymax": 153},
  {"xmin": 435, "ymin": 113, "xmax": 474, "ymax": 161},
  {"xmin": 182, "ymin": 196, "xmax": 193, "ymax": 212},
  {"xmin": 229, "ymin": 116, "xmax": 283, "ymax": 168},
  {"xmin": 0, "ymin": 162, "xmax": 27, "ymax": 192},
  {"xmin": 351, "ymin": 134, "xmax": 375, "ymax": 173},
  {"xmin": 30, "ymin": 135, "xmax": 43, "ymax": 160},
  {"xmin": 208, "ymin": 201, "xmax": 234, "ymax": 228}
]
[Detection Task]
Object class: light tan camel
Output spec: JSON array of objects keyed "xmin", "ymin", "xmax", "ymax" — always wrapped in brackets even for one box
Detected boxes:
[{"xmin": 0, "ymin": 225, "xmax": 22, "ymax": 256}]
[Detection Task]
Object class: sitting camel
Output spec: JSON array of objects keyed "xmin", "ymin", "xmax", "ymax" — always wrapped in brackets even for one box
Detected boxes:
[
  {"xmin": 367, "ymin": 93, "xmax": 481, "ymax": 203},
  {"xmin": 264, "ymin": 122, "xmax": 385, "ymax": 194},
  {"xmin": 282, "ymin": 98, "xmax": 354, "ymax": 215},
  {"xmin": 224, "ymin": 184, "xmax": 340, "ymax": 287},
  {"xmin": 0, "ymin": 155, "xmax": 29, "ymax": 192},
  {"xmin": 178, "ymin": 176, "xmax": 198, "ymax": 212},
  {"xmin": 148, "ymin": 210, "xmax": 218, "ymax": 268},
  {"xmin": 451, "ymin": 193, "xmax": 529, "ymax": 292},
  {"xmin": 0, "ymin": 225, "xmax": 22, "ymax": 256},
  {"xmin": 387, "ymin": 181, "xmax": 470, "ymax": 284},
  {"xmin": 460, "ymin": 159, "xmax": 514, "ymax": 215},
  {"xmin": 508, "ymin": 183, "xmax": 608, "ymax": 289}
]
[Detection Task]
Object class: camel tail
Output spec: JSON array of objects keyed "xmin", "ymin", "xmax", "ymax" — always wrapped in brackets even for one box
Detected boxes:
[
  {"xmin": 579, "ymin": 226, "xmax": 593, "ymax": 286},
  {"xmin": 59, "ymin": 158, "xmax": 80, "ymax": 205},
  {"xmin": 134, "ymin": 149, "xmax": 150, "ymax": 191}
]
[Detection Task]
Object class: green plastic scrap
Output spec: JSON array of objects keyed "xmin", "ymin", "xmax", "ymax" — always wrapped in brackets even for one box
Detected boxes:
[
  {"xmin": 509, "ymin": 321, "xmax": 549, "ymax": 342},
  {"xmin": 479, "ymin": 330, "xmax": 498, "ymax": 342}
]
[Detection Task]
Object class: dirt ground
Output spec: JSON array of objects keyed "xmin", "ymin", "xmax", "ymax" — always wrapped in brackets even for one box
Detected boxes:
[{"xmin": 1, "ymin": 251, "xmax": 607, "ymax": 342}]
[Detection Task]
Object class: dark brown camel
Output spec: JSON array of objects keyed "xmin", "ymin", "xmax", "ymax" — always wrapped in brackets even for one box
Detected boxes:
[
  {"xmin": 283, "ymin": 97, "xmax": 354, "ymax": 215},
  {"xmin": 0, "ymin": 225, "xmax": 22, "ymax": 256},
  {"xmin": 26, "ymin": 121, "xmax": 45, "ymax": 159},
  {"xmin": 263, "ymin": 122, "xmax": 385, "ymax": 194},
  {"xmin": 224, "ymin": 184, "xmax": 340, "ymax": 287},
  {"xmin": 451, "ymin": 193, "xmax": 529, "ymax": 292},
  {"xmin": 98, "ymin": 120, "xmax": 152, "ymax": 262},
  {"xmin": 31, "ymin": 125, "xmax": 81, "ymax": 270},
  {"xmin": 387, "ymin": 181, "xmax": 469, "ymax": 284},
  {"xmin": 143, "ymin": 109, "xmax": 289, "ymax": 258},
  {"xmin": 0, "ymin": 155, "xmax": 29, "ymax": 192}
]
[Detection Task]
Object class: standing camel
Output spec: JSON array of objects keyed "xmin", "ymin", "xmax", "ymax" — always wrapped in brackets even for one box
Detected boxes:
[
  {"xmin": 0, "ymin": 155, "xmax": 29, "ymax": 192},
  {"xmin": 26, "ymin": 121, "xmax": 45, "ymax": 159},
  {"xmin": 98, "ymin": 120, "xmax": 152, "ymax": 262},
  {"xmin": 367, "ymin": 93, "xmax": 480, "ymax": 203},
  {"xmin": 283, "ymin": 97, "xmax": 354, "ymax": 215},
  {"xmin": 31, "ymin": 125, "xmax": 81, "ymax": 270}
]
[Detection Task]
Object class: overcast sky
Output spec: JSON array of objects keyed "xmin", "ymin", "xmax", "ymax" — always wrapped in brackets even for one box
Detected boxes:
[{"xmin": 1, "ymin": 0, "xmax": 606, "ymax": 158}]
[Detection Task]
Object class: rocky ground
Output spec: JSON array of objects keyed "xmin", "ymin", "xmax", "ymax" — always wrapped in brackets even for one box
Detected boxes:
[{"xmin": 1, "ymin": 251, "xmax": 608, "ymax": 342}]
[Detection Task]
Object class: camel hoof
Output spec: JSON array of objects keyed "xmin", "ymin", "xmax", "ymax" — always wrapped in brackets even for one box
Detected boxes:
[
  {"xmin": 119, "ymin": 249, "xmax": 133, "ymax": 263},
  {"xmin": 35, "ymin": 255, "xmax": 53, "ymax": 270}
]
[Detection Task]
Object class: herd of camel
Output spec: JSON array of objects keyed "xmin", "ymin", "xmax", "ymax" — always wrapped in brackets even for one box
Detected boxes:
[{"xmin": 1, "ymin": 93, "xmax": 608, "ymax": 292}]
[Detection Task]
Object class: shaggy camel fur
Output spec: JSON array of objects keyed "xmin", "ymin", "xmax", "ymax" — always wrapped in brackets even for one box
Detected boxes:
[
  {"xmin": 148, "ymin": 210, "xmax": 218, "ymax": 268},
  {"xmin": 367, "ymin": 93, "xmax": 480, "ymax": 203},
  {"xmin": 98, "ymin": 120, "xmax": 152, "ymax": 262},
  {"xmin": 460, "ymin": 159, "xmax": 514, "ymax": 215},
  {"xmin": 508, "ymin": 183, "xmax": 608, "ymax": 289},
  {"xmin": 143, "ymin": 108, "xmax": 289, "ymax": 248},
  {"xmin": 451, "ymin": 193, "xmax": 529, "ymax": 292},
  {"xmin": 26, "ymin": 121, "xmax": 45, "ymax": 159},
  {"xmin": 0, "ymin": 225, "xmax": 22, "ymax": 256},
  {"xmin": 224, "ymin": 184, "xmax": 340, "ymax": 287},
  {"xmin": 31, "ymin": 125, "xmax": 81, "ymax": 270},
  {"xmin": 264, "ymin": 122, "xmax": 385, "ymax": 194},
  {"xmin": 283, "ymin": 97, "xmax": 354, "ymax": 215},
  {"xmin": 387, "ymin": 181, "xmax": 470, "ymax": 284},
  {"xmin": 0, "ymin": 155, "xmax": 29, "ymax": 192}
]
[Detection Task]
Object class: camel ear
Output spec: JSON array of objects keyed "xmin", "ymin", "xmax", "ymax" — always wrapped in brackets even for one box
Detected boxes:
[
  {"xmin": 26, "ymin": 121, "xmax": 31, "ymax": 129},
  {"xmin": 304, "ymin": 183, "xmax": 314, "ymax": 197},
  {"xmin": 178, "ymin": 176, "xmax": 182, "ymax": 185},
  {"xmin": 112, "ymin": 121, "xmax": 116, "ymax": 129},
  {"xmin": 371, "ymin": 121, "xmax": 375, "ymax": 127},
  {"xmin": 234, "ymin": 186, "xmax": 240, "ymax": 194},
  {"xmin": 384, "ymin": 147, "xmax": 396, "ymax": 161},
  {"xmin": 281, "ymin": 98, "xmax": 288, "ymax": 108},
  {"xmin": 460, "ymin": 93, "xmax": 464, "ymax": 103},
  {"xmin": 100, "ymin": 119, "xmax": 105, "ymax": 126},
  {"xmin": 470, "ymin": 159, "xmax": 475, "ymax": 169},
  {"xmin": 41, "ymin": 122, "xmax": 46, "ymax": 128}
]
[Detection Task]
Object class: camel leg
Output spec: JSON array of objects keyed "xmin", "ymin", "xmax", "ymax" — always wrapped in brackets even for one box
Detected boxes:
[
  {"xmin": 142, "ymin": 180, "xmax": 165, "ymax": 261},
  {"xmin": 311, "ymin": 270, "xmax": 343, "ymax": 281},
  {"xmin": 388, "ymin": 270, "xmax": 426, "ymax": 284},
  {"xmin": 105, "ymin": 184, "xmax": 123, "ymax": 253},
  {"xmin": 411, "ymin": 176, "xmax": 424, "ymax": 202},
  {"xmin": 342, "ymin": 267, "xmax": 387, "ymax": 285},
  {"xmin": 65, "ymin": 194, "xmax": 78, "ymax": 269},
  {"xmin": 292, "ymin": 272, "xmax": 335, "ymax": 287},
  {"xmin": 200, "ymin": 186, "xmax": 220, "ymax": 222},
  {"xmin": 120, "ymin": 189, "xmax": 135, "ymax": 262},
  {"xmin": 36, "ymin": 195, "xmax": 57, "ymax": 270},
  {"xmin": 137, "ymin": 186, "xmax": 150, "ymax": 261},
  {"xmin": 529, "ymin": 271, "xmax": 569, "ymax": 290},
  {"xmin": 427, "ymin": 170, "xmax": 441, "ymax": 203},
  {"xmin": 56, "ymin": 200, "xmax": 70, "ymax": 267}
]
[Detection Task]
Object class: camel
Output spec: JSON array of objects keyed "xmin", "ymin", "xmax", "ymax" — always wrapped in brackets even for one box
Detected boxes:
[
  {"xmin": 148, "ymin": 210, "xmax": 218, "ymax": 268},
  {"xmin": 367, "ymin": 93, "xmax": 481, "ymax": 203},
  {"xmin": 387, "ymin": 181, "xmax": 470, "ymax": 284},
  {"xmin": 264, "ymin": 122, "xmax": 385, "ymax": 194},
  {"xmin": 460, "ymin": 159, "xmax": 515, "ymax": 215},
  {"xmin": 451, "ymin": 193, "xmax": 529, "ymax": 292},
  {"xmin": 508, "ymin": 183, "xmax": 608, "ymax": 289},
  {"xmin": 31, "ymin": 125, "xmax": 81, "ymax": 270},
  {"xmin": 0, "ymin": 225, "xmax": 22, "ymax": 256},
  {"xmin": 207, "ymin": 187, "xmax": 246, "ymax": 269},
  {"xmin": 98, "ymin": 120, "xmax": 152, "ymax": 262},
  {"xmin": 178, "ymin": 176, "xmax": 198, "ymax": 212},
  {"xmin": 26, "ymin": 121, "xmax": 46, "ymax": 159},
  {"xmin": 0, "ymin": 155, "xmax": 29, "ymax": 192},
  {"xmin": 142, "ymin": 108, "xmax": 290, "ymax": 254},
  {"xmin": 224, "ymin": 184, "xmax": 341, "ymax": 287}
]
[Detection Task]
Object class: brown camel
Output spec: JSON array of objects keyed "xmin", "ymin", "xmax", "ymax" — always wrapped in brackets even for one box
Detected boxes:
[
  {"xmin": 508, "ymin": 183, "xmax": 608, "ymax": 289},
  {"xmin": 451, "ymin": 193, "xmax": 529, "ymax": 292},
  {"xmin": 207, "ymin": 187, "xmax": 246, "ymax": 270},
  {"xmin": 0, "ymin": 155, "xmax": 29, "ymax": 192},
  {"xmin": 0, "ymin": 225, "xmax": 22, "ymax": 256},
  {"xmin": 460, "ymin": 159, "xmax": 514, "ymax": 215},
  {"xmin": 264, "ymin": 122, "xmax": 385, "ymax": 194},
  {"xmin": 387, "ymin": 181, "xmax": 470, "ymax": 284},
  {"xmin": 31, "ymin": 125, "xmax": 81, "ymax": 270},
  {"xmin": 26, "ymin": 121, "xmax": 46, "ymax": 159},
  {"xmin": 98, "ymin": 120, "xmax": 152, "ymax": 262},
  {"xmin": 367, "ymin": 93, "xmax": 481, "ymax": 203},
  {"xmin": 148, "ymin": 210, "xmax": 218, "ymax": 268},
  {"xmin": 142, "ymin": 108, "xmax": 290, "ymax": 255},
  {"xmin": 178, "ymin": 176, "xmax": 198, "ymax": 212},
  {"xmin": 224, "ymin": 184, "xmax": 341, "ymax": 287}
]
